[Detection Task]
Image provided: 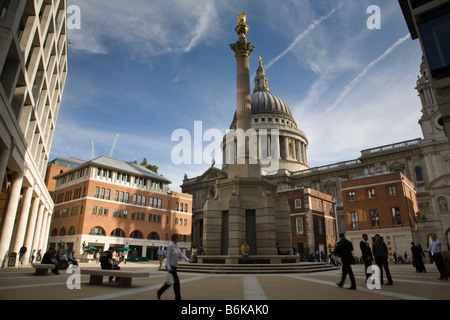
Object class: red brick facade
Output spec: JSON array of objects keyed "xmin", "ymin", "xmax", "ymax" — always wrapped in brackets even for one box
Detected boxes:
[
  {"xmin": 47, "ymin": 157, "xmax": 192, "ymax": 258},
  {"xmin": 278, "ymin": 188, "xmax": 337, "ymax": 260}
]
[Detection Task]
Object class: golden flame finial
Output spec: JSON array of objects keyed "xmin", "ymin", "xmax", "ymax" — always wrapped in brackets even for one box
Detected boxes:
[{"xmin": 235, "ymin": 12, "xmax": 249, "ymax": 37}]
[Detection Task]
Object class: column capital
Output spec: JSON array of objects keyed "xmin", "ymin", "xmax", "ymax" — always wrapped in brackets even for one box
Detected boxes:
[{"xmin": 230, "ymin": 38, "xmax": 255, "ymax": 58}]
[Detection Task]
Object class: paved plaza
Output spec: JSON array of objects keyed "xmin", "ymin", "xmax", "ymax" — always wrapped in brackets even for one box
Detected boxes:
[{"xmin": 0, "ymin": 261, "xmax": 448, "ymax": 302}]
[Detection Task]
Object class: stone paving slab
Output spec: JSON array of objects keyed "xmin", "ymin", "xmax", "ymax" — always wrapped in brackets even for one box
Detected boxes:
[{"xmin": 0, "ymin": 261, "xmax": 448, "ymax": 317}]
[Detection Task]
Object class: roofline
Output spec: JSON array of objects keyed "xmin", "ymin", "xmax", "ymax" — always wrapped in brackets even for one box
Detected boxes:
[{"xmin": 52, "ymin": 155, "xmax": 171, "ymax": 183}]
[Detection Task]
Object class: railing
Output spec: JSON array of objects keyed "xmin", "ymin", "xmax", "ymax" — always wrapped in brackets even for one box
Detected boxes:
[{"xmin": 360, "ymin": 138, "xmax": 421, "ymax": 157}]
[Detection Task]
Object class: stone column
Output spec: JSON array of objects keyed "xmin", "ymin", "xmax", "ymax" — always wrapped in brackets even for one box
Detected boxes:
[
  {"xmin": 38, "ymin": 210, "xmax": 50, "ymax": 252},
  {"xmin": 0, "ymin": 148, "xmax": 10, "ymax": 189},
  {"xmin": 11, "ymin": 186, "xmax": 34, "ymax": 257},
  {"xmin": 24, "ymin": 197, "xmax": 40, "ymax": 262},
  {"xmin": 32, "ymin": 204, "xmax": 45, "ymax": 253},
  {"xmin": 0, "ymin": 171, "xmax": 24, "ymax": 266}
]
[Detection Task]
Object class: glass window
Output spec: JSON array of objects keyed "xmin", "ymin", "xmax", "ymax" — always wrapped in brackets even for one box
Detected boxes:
[
  {"xmin": 94, "ymin": 187, "xmax": 99, "ymax": 198},
  {"xmin": 296, "ymin": 218, "xmax": 303, "ymax": 234},
  {"xmin": 294, "ymin": 199, "xmax": 302, "ymax": 208},
  {"xmin": 367, "ymin": 188, "xmax": 376, "ymax": 199},
  {"xmin": 415, "ymin": 166, "xmax": 424, "ymax": 181},
  {"xmin": 370, "ymin": 209, "xmax": 380, "ymax": 227},
  {"xmin": 348, "ymin": 191, "xmax": 356, "ymax": 201},
  {"xmin": 391, "ymin": 207, "xmax": 402, "ymax": 225},
  {"xmin": 350, "ymin": 212, "xmax": 359, "ymax": 229},
  {"xmin": 387, "ymin": 186, "xmax": 396, "ymax": 196},
  {"xmin": 418, "ymin": 10, "xmax": 450, "ymax": 78}
]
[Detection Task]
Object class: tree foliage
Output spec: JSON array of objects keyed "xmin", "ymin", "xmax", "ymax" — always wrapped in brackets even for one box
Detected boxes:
[{"xmin": 132, "ymin": 158, "xmax": 158, "ymax": 173}]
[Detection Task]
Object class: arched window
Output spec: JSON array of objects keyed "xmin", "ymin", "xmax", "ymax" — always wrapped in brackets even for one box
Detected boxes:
[
  {"xmin": 68, "ymin": 226, "xmax": 76, "ymax": 235},
  {"xmin": 51, "ymin": 228, "xmax": 58, "ymax": 236},
  {"xmin": 111, "ymin": 228, "xmax": 125, "ymax": 237},
  {"xmin": 130, "ymin": 230, "xmax": 143, "ymax": 239},
  {"xmin": 89, "ymin": 226, "xmax": 106, "ymax": 236},
  {"xmin": 147, "ymin": 232, "xmax": 160, "ymax": 240},
  {"xmin": 415, "ymin": 166, "xmax": 424, "ymax": 181},
  {"xmin": 59, "ymin": 227, "xmax": 66, "ymax": 236}
]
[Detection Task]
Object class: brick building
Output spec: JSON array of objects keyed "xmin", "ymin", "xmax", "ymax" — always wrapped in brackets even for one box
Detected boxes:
[
  {"xmin": 278, "ymin": 188, "xmax": 337, "ymax": 260},
  {"xmin": 48, "ymin": 156, "xmax": 192, "ymax": 260},
  {"xmin": 341, "ymin": 171, "xmax": 419, "ymax": 262}
]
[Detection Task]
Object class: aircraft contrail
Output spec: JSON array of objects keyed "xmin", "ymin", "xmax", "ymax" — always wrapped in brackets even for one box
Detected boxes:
[
  {"xmin": 325, "ymin": 33, "xmax": 411, "ymax": 113},
  {"xmin": 264, "ymin": 5, "xmax": 342, "ymax": 70}
]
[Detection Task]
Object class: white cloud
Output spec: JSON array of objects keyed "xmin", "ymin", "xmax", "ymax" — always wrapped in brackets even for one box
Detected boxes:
[{"xmin": 67, "ymin": 0, "xmax": 218, "ymax": 57}]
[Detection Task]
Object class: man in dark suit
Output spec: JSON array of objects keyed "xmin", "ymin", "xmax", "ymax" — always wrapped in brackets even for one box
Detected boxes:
[
  {"xmin": 335, "ymin": 233, "xmax": 356, "ymax": 290},
  {"xmin": 360, "ymin": 234, "xmax": 373, "ymax": 280}
]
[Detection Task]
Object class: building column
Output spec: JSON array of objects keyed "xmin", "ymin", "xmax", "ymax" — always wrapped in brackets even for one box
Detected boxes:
[
  {"xmin": 0, "ymin": 171, "xmax": 24, "ymax": 266},
  {"xmin": 38, "ymin": 210, "xmax": 51, "ymax": 252},
  {"xmin": 32, "ymin": 204, "xmax": 45, "ymax": 254},
  {"xmin": 0, "ymin": 148, "xmax": 10, "ymax": 189},
  {"xmin": 24, "ymin": 196, "xmax": 40, "ymax": 262},
  {"xmin": 11, "ymin": 186, "xmax": 34, "ymax": 260}
]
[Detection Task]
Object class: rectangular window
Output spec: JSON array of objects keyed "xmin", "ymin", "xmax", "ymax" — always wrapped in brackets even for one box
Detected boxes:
[
  {"xmin": 391, "ymin": 207, "xmax": 402, "ymax": 225},
  {"xmin": 105, "ymin": 189, "xmax": 111, "ymax": 200},
  {"xmin": 125, "ymin": 192, "xmax": 129, "ymax": 203},
  {"xmin": 149, "ymin": 198, "xmax": 154, "ymax": 207},
  {"xmin": 92, "ymin": 206, "xmax": 97, "ymax": 215},
  {"xmin": 120, "ymin": 192, "xmax": 124, "ymax": 202},
  {"xmin": 95, "ymin": 187, "xmax": 99, "ymax": 198},
  {"xmin": 114, "ymin": 191, "xmax": 119, "ymax": 201},
  {"xmin": 158, "ymin": 199, "xmax": 162, "ymax": 209},
  {"xmin": 137, "ymin": 195, "xmax": 142, "ymax": 205},
  {"xmin": 142, "ymin": 196, "xmax": 146, "ymax": 206},
  {"xmin": 98, "ymin": 207, "xmax": 103, "ymax": 215},
  {"xmin": 176, "ymin": 202, "xmax": 179, "ymax": 211},
  {"xmin": 350, "ymin": 212, "xmax": 359, "ymax": 229},
  {"xmin": 185, "ymin": 204, "xmax": 188, "ymax": 212},
  {"xmin": 367, "ymin": 188, "xmax": 376, "ymax": 199},
  {"xmin": 348, "ymin": 191, "xmax": 356, "ymax": 201},
  {"xmin": 100, "ymin": 188, "xmax": 105, "ymax": 199},
  {"xmin": 104, "ymin": 208, "xmax": 109, "ymax": 216},
  {"xmin": 370, "ymin": 209, "xmax": 380, "ymax": 227},
  {"xmin": 132, "ymin": 194, "xmax": 137, "ymax": 204},
  {"xmin": 294, "ymin": 199, "xmax": 302, "ymax": 208},
  {"xmin": 387, "ymin": 186, "xmax": 396, "ymax": 196},
  {"xmin": 296, "ymin": 218, "xmax": 303, "ymax": 234}
]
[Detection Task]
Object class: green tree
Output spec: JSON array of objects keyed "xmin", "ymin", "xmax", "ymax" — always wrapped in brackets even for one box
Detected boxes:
[{"xmin": 132, "ymin": 158, "xmax": 159, "ymax": 173}]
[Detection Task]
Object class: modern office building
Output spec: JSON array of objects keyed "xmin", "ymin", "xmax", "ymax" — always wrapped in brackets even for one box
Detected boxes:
[
  {"xmin": 48, "ymin": 156, "xmax": 193, "ymax": 260},
  {"xmin": 0, "ymin": 0, "xmax": 68, "ymax": 266},
  {"xmin": 341, "ymin": 171, "xmax": 419, "ymax": 261}
]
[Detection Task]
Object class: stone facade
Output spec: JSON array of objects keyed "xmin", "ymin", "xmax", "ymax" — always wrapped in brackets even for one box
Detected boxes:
[{"xmin": 0, "ymin": 0, "xmax": 68, "ymax": 266}]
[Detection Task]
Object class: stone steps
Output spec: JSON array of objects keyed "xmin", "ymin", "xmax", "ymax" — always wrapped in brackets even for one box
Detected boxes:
[{"xmin": 167, "ymin": 262, "xmax": 339, "ymax": 274}]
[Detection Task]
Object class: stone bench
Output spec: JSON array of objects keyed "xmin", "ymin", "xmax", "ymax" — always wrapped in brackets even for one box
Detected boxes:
[
  {"xmin": 81, "ymin": 268, "xmax": 150, "ymax": 287},
  {"xmin": 31, "ymin": 263, "xmax": 57, "ymax": 275}
]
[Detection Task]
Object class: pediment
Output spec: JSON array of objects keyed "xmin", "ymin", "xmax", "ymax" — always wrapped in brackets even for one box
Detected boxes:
[
  {"xmin": 197, "ymin": 167, "xmax": 227, "ymax": 183},
  {"xmin": 426, "ymin": 173, "xmax": 450, "ymax": 190}
]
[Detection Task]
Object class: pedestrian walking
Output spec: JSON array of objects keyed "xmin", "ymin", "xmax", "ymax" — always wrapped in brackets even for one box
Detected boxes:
[
  {"xmin": 157, "ymin": 234, "xmax": 190, "ymax": 300},
  {"xmin": 411, "ymin": 242, "xmax": 427, "ymax": 273},
  {"xmin": 372, "ymin": 234, "xmax": 393, "ymax": 285},
  {"xmin": 424, "ymin": 233, "xmax": 447, "ymax": 280},
  {"xmin": 157, "ymin": 246, "xmax": 165, "ymax": 268},
  {"xmin": 360, "ymin": 234, "xmax": 373, "ymax": 280},
  {"xmin": 335, "ymin": 233, "xmax": 356, "ymax": 290},
  {"xmin": 18, "ymin": 244, "xmax": 27, "ymax": 268}
]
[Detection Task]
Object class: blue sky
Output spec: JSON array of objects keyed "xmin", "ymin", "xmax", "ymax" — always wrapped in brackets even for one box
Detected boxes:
[{"xmin": 50, "ymin": 0, "xmax": 424, "ymax": 192}]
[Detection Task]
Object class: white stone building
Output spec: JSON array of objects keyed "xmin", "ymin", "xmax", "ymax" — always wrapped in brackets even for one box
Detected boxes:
[{"xmin": 0, "ymin": 0, "xmax": 68, "ymax": 266}]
